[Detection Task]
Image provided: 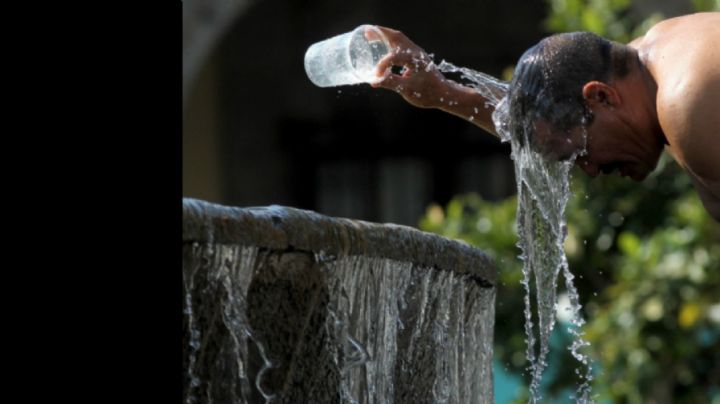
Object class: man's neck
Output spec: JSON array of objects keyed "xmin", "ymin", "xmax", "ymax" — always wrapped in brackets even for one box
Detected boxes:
[{"xmin": 621, "ymin": 53, "xmax": 666, "ymax": 146}]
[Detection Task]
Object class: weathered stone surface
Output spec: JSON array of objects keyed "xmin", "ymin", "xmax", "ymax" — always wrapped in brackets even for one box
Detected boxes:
[
  {"xmin": 183, "ymin": 198, "xmax": 496, "ymax": 403},
  {"xmin": 183, "ymin": 198, "xmax": 495, "ymax": 285}
]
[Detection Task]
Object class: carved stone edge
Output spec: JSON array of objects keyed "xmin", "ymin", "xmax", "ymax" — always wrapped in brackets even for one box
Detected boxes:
[{"xmin": 183, "ymin": 198, "xmax": 496, "ymax": 286}]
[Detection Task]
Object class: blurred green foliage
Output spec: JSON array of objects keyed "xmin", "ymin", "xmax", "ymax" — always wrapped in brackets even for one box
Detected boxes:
[
  {"xmin": 545, "ymin": 0, "xmax": 658, "ymax": 43},
  {"xmin": 545, "ymin": 0, "xmax": 718, "ymax": 43},
  {"xmin": 421, "ymin": 159, "xmax": 720, "ymax": 402},
  {"xmin": 692, "ymin": 0, "xmax": 720, "ymax": 12},
  {"xmin": 420, "ymin": 1, "xmax": 720, "ymax": 402}
]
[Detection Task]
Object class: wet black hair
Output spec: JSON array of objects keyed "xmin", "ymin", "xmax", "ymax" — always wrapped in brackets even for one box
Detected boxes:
[{"xmin": 506, "ymin": 32, "xmax": 635, "ymax": 144}]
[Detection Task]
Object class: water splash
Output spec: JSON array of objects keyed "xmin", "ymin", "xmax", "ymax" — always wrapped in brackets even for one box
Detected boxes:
[
  {"xmin": 321, "ymin": 255, "xmax": 495, "ymax": 404},
  {"xmin": 183, "ymin": 244, "xmax": 275, "ymax": 403},
  {"xmin": 495, "ymin": 94, "xmax": 594, "ymax": 403},
  {"xmin": 437, "ymin": 62, "xmax": 594, "ymax": 402},
  {"xmin": 437, "ymin": 60, "xmax": 508, "ymax": 108},
  {"xmin": 184, "ymin": 242, "xmax": 495, "ymax": 403}
]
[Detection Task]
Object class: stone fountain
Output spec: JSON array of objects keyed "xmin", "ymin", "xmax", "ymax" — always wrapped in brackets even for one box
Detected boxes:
[{"xmin": 183, "ymin": 198, "xmax": 496, "ymax": 403}]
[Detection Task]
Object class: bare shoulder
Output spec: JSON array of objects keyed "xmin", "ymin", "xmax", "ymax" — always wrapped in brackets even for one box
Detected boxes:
[
  {"xmin": 638, "ymin": 13, "xmax": 720, "ymax": 219},
  {"xmin": 657, "ymin": 71, "xmax": 720, "ymax": 183},
  {"xmin": 642, "ymin": 12, "xmax": 719, "ymax": 42},
  {"xmin": 639, "ymin": 13, "xmax": 719, "ymax": 70},
  {"xmin": 649, "ymin": 14, "xmax": 720, "ymax": 188}
]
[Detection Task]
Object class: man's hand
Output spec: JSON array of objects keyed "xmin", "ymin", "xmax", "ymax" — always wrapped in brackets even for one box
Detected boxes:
[
  {"xmin": 367, "ymin": 25, "xmax": 501, "ymax": 137},
  {"xmin": 369, "ymin": 26, "xmax": 447, "ymax": 109}
]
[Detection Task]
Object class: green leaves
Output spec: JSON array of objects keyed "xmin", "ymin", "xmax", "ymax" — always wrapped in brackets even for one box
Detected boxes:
[
  {"xmin": 544, "ymin": 0, "xmax": 669, "ymax": 43},
  {"xmin": 692, "ymin": 0, "xmax": 720, "ymax": 12},
  {"xmin": 617, "ymin": 231, "xmax": 640, "ymax": 256},
  {"xmin": 419, "ymin": 1, "xmax": 720, "ymax": 400},
  {"xmin": 418, "ymin": 156, "xmax": 720, "ymax": 401}
]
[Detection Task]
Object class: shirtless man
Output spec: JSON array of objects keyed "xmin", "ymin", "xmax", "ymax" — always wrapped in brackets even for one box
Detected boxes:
[{"xmin": 370, "ymin": 13, "xmax": 720, "ymax": 221}]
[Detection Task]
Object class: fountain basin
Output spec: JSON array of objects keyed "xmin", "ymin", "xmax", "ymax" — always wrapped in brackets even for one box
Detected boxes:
[{"xmin": 183, "ymin": 198, "xmax": 496, "ymax": 403}]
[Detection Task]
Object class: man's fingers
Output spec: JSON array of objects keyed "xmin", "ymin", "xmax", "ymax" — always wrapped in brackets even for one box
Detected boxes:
[
  {"xmin": 372, "ymin": 25, "xmax": 405, "ymax": 41},
  {"xmin": 375, "ymin": 53, "xmax": 395, "ymax": 76},
  {"xmin": 377, "ymin": 49, "xmax": 426, "ymax": 75},
  {"xmin": 363, "ymin": 26, "xmax": 384, "ymax": 42},
  {"xmin": 372, "ymin": 25, "xmax": 424, "ymax": 53},
  {"xmin": 375, "ymin": 52, "xmax": 414, "ymax": 75},
  {"xmin": 371, "ymin": 71, "xmax": 401, "ymax": 90}
]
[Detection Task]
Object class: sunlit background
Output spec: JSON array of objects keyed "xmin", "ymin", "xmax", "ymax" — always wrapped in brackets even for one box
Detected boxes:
[{"xmin": 183, "ymin": 0, "xmax": 720, "ymax": 402}]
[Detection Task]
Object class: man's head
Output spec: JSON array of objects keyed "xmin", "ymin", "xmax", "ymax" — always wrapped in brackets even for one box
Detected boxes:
[{"xmin": 506, "ymin": 32, "xmax": 662, "ymax": 180}]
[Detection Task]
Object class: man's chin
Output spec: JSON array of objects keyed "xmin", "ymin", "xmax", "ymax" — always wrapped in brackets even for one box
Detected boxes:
[
  {"xmin": 627, "ymin": 167, "xmax": 651, "ymax": 181},
  {"xmin": 617, "ymin": 165, "xmax": 644, "ymax": 181},
  {"xmin": 622, "ymin": 160, "xmax": 657, "ymax": 181}
]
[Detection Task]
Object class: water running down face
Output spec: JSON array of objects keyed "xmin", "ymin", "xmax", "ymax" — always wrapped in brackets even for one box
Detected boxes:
[
  {"xmin": 532, "ymin": 110, "xmax": 664, "ymax": 182},
  {"xmin": 507, "ymin": 32, "xmax": 665, "ymax": 181}
]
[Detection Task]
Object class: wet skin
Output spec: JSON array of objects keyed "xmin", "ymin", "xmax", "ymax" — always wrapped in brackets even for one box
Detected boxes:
[
  {"xmin": 371, "ymin": 26, "xmax": 666, "ymax": 183},
  {"xmin": 509, "ymin": 35, "xmax": 668, "ymax": 182},
  {"xmin": 371, "ymin": 13, "xmax": 720, "ymax": 220}
]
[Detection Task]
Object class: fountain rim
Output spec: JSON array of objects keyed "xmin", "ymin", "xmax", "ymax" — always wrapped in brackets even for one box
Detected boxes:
[{"xmin": 183, "ymin": 198, "xmax": 496, "ymax": 286}]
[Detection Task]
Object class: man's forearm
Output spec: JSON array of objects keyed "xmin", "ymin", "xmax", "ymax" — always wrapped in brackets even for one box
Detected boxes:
[
  {"xmin": 368, "ymin": 26, "xmax": 504, "ymax": 139},
  {"xmin": 433, "ymin": 79, "xmax": 501, "ymax": 138}
]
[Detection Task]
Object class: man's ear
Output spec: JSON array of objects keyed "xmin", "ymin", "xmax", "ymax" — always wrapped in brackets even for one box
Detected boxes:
[{"xmin": 582, "ymin": 81, "xmax": 620, "ymax": 108}]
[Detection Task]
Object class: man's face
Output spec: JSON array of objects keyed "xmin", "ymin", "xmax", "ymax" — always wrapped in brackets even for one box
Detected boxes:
[{"xmin": 533, "ymin": 117, "xmax": 663, "ymax": 181}]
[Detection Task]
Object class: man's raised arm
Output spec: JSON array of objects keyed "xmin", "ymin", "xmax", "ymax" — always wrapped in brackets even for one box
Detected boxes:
[{"xmin": 370, "ymin": 26, "xmax": 503, "ymax": 138}]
